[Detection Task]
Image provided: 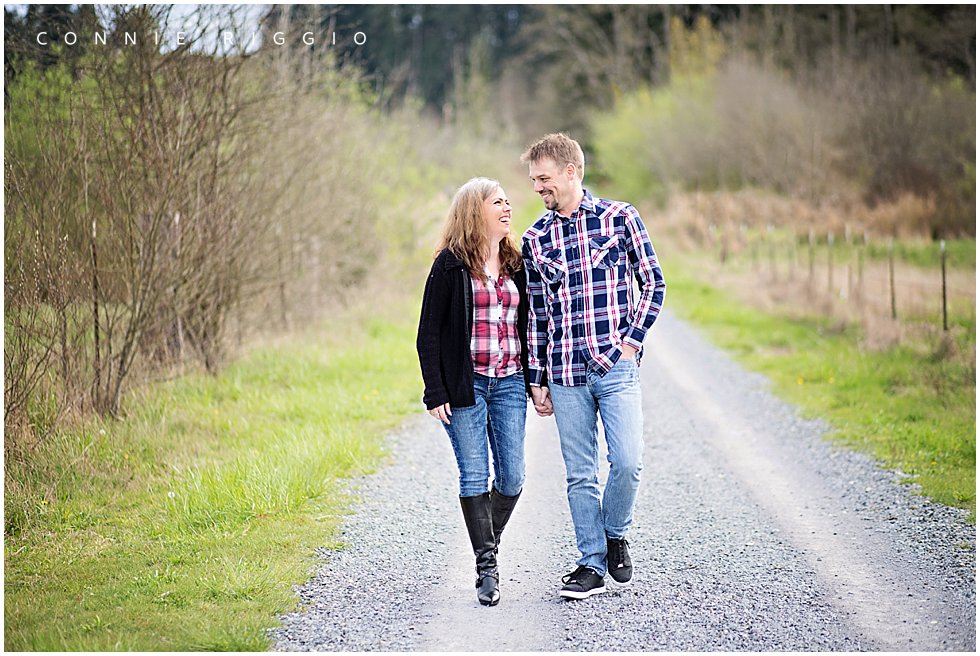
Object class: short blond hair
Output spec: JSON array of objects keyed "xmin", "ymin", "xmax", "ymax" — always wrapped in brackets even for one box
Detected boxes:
[{"xmin": 520, "ymin": 132, "xmax": 585, "ymax": 180}]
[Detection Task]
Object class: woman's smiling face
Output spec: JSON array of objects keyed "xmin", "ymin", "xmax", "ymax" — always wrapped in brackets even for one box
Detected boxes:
[{"xmin": 483, "ymin": 186, "xmax": 512, "ymax": 243}]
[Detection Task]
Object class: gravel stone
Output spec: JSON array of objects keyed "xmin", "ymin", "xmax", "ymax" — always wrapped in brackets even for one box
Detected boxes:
[{"xmin": 270, "ymin": 311, "xmax": 975, "ymax": 651}]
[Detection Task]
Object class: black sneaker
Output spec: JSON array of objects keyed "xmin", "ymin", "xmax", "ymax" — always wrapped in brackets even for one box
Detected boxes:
[
  {"xmin": 559, "ymin": 565, "xmax": 606, "ymax": 600},
  {"xmin": 606, "ymin": 537, "xmax": 633, "ymax": 587}
]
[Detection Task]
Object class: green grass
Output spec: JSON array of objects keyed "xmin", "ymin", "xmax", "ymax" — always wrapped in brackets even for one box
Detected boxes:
[
  {"xmin": 4, "ymin": 308, "xmax": 423, "ymax": 650},
  {"xmin": 864, "ymin": 237, "xmax": 975, "ymax": 269},
  {"xmin": 786, "ymin": 235, "xmax": 975, "ymax": 270},
  {"xmin": 728, "ymin": 232, "xmax": 974, "ymax": 272},
  {"xmin": 662, "ymin": 255, "xmax": 976, "ymax": 520}
]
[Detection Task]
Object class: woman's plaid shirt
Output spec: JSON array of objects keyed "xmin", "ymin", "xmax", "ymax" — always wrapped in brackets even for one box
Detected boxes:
[
  {"xmin": 521, "ymin": 189, "xmax": 666, "ymax": 387},
  {"xmin": 470, "ymin": 269, "xmax": 522, "ymax": 378}
]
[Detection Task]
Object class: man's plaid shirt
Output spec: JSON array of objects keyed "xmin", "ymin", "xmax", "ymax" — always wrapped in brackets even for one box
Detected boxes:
[{"xmin": 521, "ymin": 189, "xmax": 665, "ymax": 387}]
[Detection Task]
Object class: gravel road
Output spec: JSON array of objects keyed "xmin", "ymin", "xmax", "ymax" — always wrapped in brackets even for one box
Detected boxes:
[{"xmin": 271, "ymin": 310, "xmax": 975, "ymax": 651}]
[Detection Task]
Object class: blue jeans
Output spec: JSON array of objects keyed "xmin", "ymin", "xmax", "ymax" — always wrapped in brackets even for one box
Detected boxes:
[
  {"xmin": 549, "ymin": 357, "xmax": 644, "ymax": 576},
  {"xmin": 442, "ymin": 372, "xmax": 527, "ymax": 497}
]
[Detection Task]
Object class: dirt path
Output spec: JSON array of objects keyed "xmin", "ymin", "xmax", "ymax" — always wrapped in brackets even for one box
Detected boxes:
[{"xmin": 272, "ymin": 311, "xmax": 975, "ymax": 651}]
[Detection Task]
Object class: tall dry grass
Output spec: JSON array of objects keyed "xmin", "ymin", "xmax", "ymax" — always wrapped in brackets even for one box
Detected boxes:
[{"xmin": 652, "ymin": 189, "xmax": 975, "ymax": 360}]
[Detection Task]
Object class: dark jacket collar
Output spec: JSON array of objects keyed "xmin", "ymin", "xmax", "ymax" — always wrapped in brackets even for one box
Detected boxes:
[
  {"xmin": 438, "ymin": 248, "xmax": 466, "ymax": 271},
  {"xmin": 439, "ymin": 247, "xmax": 526, "ymax": 281}
]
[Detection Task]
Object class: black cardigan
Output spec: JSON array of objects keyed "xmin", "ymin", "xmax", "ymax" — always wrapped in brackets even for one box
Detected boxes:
[{"xmin": 416, "ymin": 248, "xmax": 532, "ymax": 410}]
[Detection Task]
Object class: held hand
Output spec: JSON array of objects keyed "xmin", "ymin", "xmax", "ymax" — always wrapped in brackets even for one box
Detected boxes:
[
  {"xmin": 530, "ymin": 386, "xmax": 554, "ymax": 417},
  {"xmin": 429, "ymin": 402, "xmax": 452, "ymax": 425}
]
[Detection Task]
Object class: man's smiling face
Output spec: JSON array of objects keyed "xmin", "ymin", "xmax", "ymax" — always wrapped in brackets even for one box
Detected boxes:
[{"xmin": 528, "ymin": 157, "xmax": 579, "ymax": 216}]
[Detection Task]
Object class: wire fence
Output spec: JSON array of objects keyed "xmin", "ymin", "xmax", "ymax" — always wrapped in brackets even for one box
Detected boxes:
[{"xmin": 697, "ymin": 223, "xmax": 975, "ymax": 341}]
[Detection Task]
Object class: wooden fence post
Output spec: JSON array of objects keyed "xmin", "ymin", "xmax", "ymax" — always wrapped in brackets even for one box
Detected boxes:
[
  {"xmin": 889, "ymin": 237, "xmax": 897, "ymax": 320},
  {"xmin": 172, "ymin": 211, "xmax": 184, "ymax": 361},
  {"xmin": 827, "ymin": 231, "xmax": 834, "ymax": 294},
  {"xmin": 276, "ymin": 224, "xmax": 288, "ymax": 328},
  {"xmin": 856, "ymin": 231, "xmax": 867, "ymax": 304},
  {"xmin": 788, "ymin": 237, "xmax": 796, "ymax": 281},
  {"xmin": 719, "ymin": 225, "xmax": 729, "ymax": 265},
  {"xmin": 808, "ymin": 228, "xmax": 815, "ymax": 287},
  {"xmin": 91, "ymin": 215, "xmax": 101, "ymax": 408},
  {"xmin": 941, "ymin": 239, "xmax": 948, "ymax": 331},
  {"xmin": 768, "ymin": 224, "xmax": 776, "ymax": 281}
]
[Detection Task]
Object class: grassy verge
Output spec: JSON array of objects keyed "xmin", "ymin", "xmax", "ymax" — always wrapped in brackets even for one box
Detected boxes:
[
  {"xmin": 4, "ymin": 306, "xmax": 422, "ymax": 650},
  {"xmin": 661, "ymin": 255, "xmax": 975, "ymax": 520},
  {"xmin": 864, "ymin": 237, "xmax": 975, "ymax": 269}
]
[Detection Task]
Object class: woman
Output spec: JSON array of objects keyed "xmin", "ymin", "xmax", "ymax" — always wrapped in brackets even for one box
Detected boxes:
[{"xmin": 416, "ymin": 177, "xmax": 531, "ymax": 607}]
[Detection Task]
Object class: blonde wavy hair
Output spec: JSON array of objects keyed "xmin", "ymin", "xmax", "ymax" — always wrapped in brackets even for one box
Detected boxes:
[{"xmin": 436, "ymin": 177, "xmax": 523, "ymax": 278}]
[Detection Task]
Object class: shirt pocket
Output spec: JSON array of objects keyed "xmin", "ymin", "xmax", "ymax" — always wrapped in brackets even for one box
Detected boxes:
[
  {"xmin": 535, "ymin": 248, "xmax": 567, "ymax": 286},
  {"xmin": 589, "ymin": 234, "xmax": 621, "ymax": 270}
]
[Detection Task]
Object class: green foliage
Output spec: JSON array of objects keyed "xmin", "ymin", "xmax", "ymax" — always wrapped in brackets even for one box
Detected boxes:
[
  {"xmin": 4, "ymin": 309, "xmax": 422, "ymax": 650},
  {"xmin": 668, "ymin": 15, "xmax": 726, "ymax": 77},
  {"xmin": 274, "ymin": 5, "xmax": 525, "ymax": 111},
  {"xmin": 4, "ymin": 4, "xmax": 101, "ymax": 84},
  {"xmin": 586, "ymin": 14, "xmax": 976, "ymax": 237},
  {"xmin": 776, "ymin": 234, "xmax": 975, "ymax": 272},
  {"xmin": 590, "ymin": 76, "xmax": 718, "ymax": 206},
  {"xmin": 4, "ymin": 58, "xmax": 76, "ymax": 189},
  {"xmin": 663, "ymin": 256, "xmax": 976, "ymax": 520},
  {"xmin": 863, "ymin": 238, "xmax": 976, "ymax": 269}
]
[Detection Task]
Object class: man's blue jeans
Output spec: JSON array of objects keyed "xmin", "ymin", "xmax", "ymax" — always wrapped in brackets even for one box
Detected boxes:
[
  {"xmin": 442, "ymin": 372, "xmax": 527, "ymax": 497},
  {"xmin": 550, "ymin": 357, "xmax": 644, "ymax": 576}
]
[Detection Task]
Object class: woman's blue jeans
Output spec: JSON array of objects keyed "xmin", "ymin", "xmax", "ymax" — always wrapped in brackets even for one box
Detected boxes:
[
  {"xmin": 549, "ymin": 357, "xmax": 644, "ymax": 576},
  {"xmin": 442, "ymin": 372, "xmax": 527, "ymax": 497}
]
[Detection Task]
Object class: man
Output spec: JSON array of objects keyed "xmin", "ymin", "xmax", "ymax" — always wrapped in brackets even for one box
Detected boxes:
[{"xmin": 520, "ymin": 133, "xmax": 665, "ymax": 600}]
